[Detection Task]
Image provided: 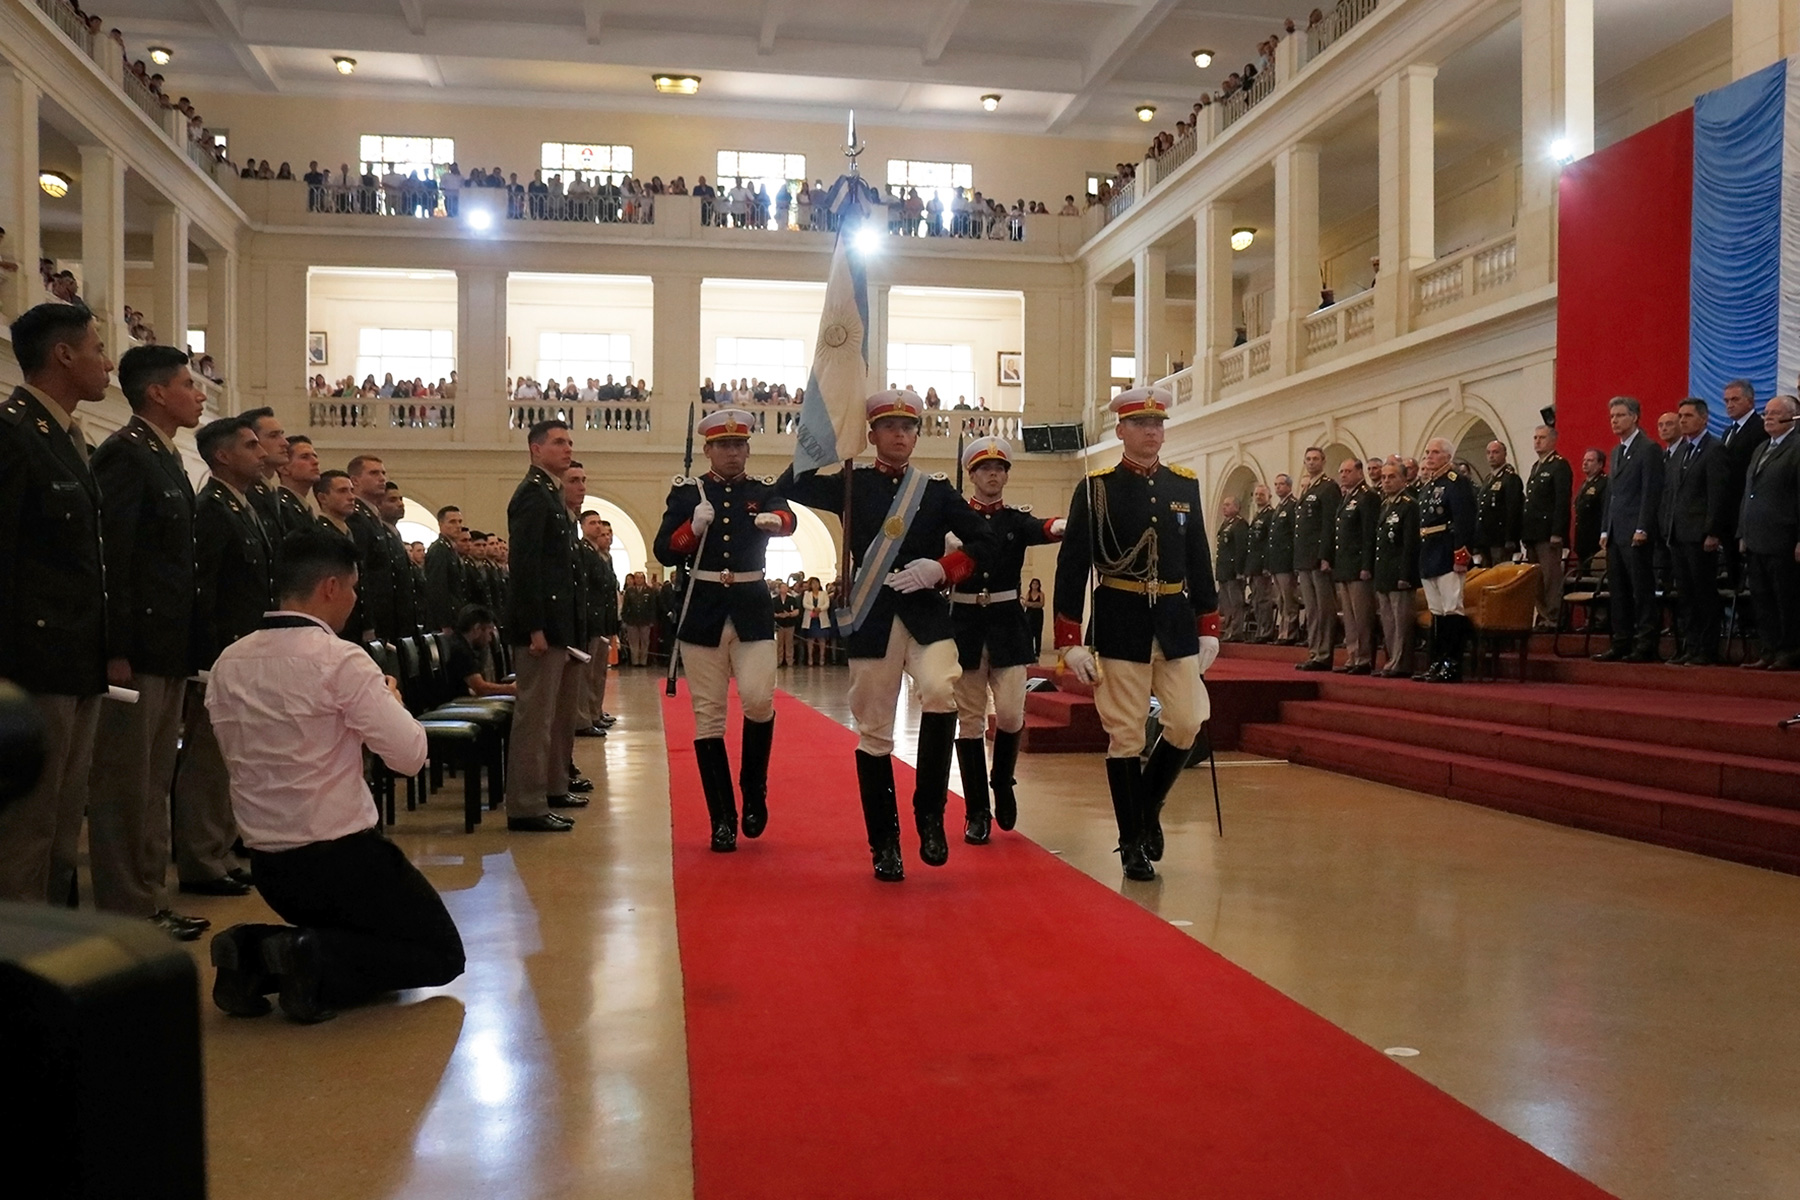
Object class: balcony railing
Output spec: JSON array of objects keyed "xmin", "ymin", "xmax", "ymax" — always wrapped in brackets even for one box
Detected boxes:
[
  {"xmin": 1219, "ymin": 334, "xmax": 1273, "ymax": 390},
  {"xmin": 32, "ymin": 0, "xmax": 91, "ymax": 53},
  {"xmin": 1301, "ymin": 291, "xmax": 1378, "ymax": 362},
  {"xmin": 1304, "ymin": 0, "xmax": 1381, "ymax": 65},
  {"xmin": 308, "ymin": 400, "xmax": 457, "ymax": 429},
  {"xmin": 120, "ymin": 67, "xmax": 164, "ymax": 126},
  {"xmin": 506, "ymin": 400, "xmax": 654, "ymax": 433},
  {"xmin": 1412, "ymin": 232, "xmax": 1519, "ymax": 322},
  {"xmin": 1220, "ymin": 68, "xmax": 1279, "ymax": 132}
]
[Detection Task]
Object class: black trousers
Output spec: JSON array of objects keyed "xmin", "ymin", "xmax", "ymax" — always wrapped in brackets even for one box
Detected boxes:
[
  {"xmin": 1669, "ymin": 540, "xmax": 1720, "ymax": 660},
  {"xmin": 1608, "ymin": 539, "xmax": 1659, "ymax": 650},
  {"xmin": 1746, "ymin": 550, "xmax": 1800, "ymax": 661},
  {"xmin": 250, "ymin": 830, "xmax": 465, "ymax": 1008}
]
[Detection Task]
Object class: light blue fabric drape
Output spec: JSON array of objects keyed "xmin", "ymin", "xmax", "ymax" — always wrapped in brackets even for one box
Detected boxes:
[{"xmin": 1690, "ymin": 58, "xmax": 1785, "ymax": 433}]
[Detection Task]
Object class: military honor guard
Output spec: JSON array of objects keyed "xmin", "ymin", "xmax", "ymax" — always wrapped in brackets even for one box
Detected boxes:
[
  {"xmin": 1411, "ymin": 437, "xmax": 1478, "ymax": 682},
  {"xmin": 1521, "ymin": 425, "xmax": 1573, "ymax": 629},
  {"xmin": 947, "ymin": 436, "xmax": 1065, "ymax": 845},
  {"xmin": 1292, "ymin": 448, "xmax": 1341, "ymax": 670},
  {"xmin": 86, "ymin": 346, "xmax": 210, "ymax": 938},
  {"xmin": 1213, "ymin": 496, "xmax": 1250, "ymax": 641},
  {"xmin": 1053, "ymin": 388, "xmax": 1221, "ymax": 883},
  {"xmin": 657, "ymin": 409, "xmax": 797, "ymax": 851},
  {"xmin": 1476, "ymin": 440, "xmax": 1524, "ymax": 566},
  {"xmin": 1246, "ymin": 484, "xmax": 1276, "ymax": 641},
  {"xmin": 1372, "ymin": 463, "xmax": 1420, "ymax": 677},
  {"xmin": 777, "ymin": 389, "xmax": 995, "ymax": 882},
  {"xmin": 1329, "ymin": 459, "xmax": 1378, "ymax": 674}
]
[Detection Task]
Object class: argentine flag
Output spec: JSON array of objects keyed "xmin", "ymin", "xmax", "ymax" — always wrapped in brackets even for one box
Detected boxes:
[{"xmin": 793, "ymin": 178, "xmax": 880, "ymax": 473}]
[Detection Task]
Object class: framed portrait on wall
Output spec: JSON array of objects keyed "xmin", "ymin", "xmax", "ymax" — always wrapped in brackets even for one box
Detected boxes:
[
  {"xmin": 307, "ymin": 332, "xmax": 329, "ymax": 366},
  {"xmin": 997, "ymin": 351, "xmax": 1023, "ymax": 387}
]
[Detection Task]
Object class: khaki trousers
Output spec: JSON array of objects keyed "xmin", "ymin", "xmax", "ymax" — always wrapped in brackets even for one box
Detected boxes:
[
  {"xmin": 506, "ymin": 646, "xmax": 583, "ymax": 817},
  {"xmin": 1250, "ymin": 575, "xmax": 1275, "ymax": 638},
  {"xmin": 1273, "ymin": 572, "xmax": 1299, "ymax": 638},
  {"xmin": 776, "ymin": 625, "xmax": 795, "ymax": 665},
  {"xmin": 1094, "ymin": 646, "xmax": 1209, "ymax": 759},
  {"xmin": 1527, "ymin": 540, "xmax": 1563, "ymax": 624},
  {"xmin": 0, "ymin": 691, "xmax": 100, "ymax": 903},
  {"xmin": 171, "ymin": 683, "xmax": 242, "ymax": 884},
  {"xmin": 681, "ymin": 619, "xmax": 776, "ymax": 740},
  {"xmin": 575, "ymin": 635, "xmax": 610, "ymax": 728},
  {"xmin": 1377, "ymin": 590, "xmax": 1415, "ymax": 674},
  {"xmin": 88, "ymin": 674, "xmax": 185, "ymax": 917},
  {"xmin": 1298, "ymin": 568, "xmax": 1336, "ymax": 660},
  {"xmin": 625, "ymin": 623, "xmax": 651, "ymax": 666},
  {"xmin": 1334, "ymin": 579, "xmax": 1377, "ymax": 667},
  {"xmin": 953, "ymin": 653, "xmax": 1027, "ymax": 740},
  {"xmin": 1219, "ymin": 578, "xmax": 1246, "ymax": 639},
  {"xmin": 846, "ymin": 616, "xmax": 960, "ymax": 756}
]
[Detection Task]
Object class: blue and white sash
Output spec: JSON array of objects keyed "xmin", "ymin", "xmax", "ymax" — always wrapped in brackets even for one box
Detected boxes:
[{"xmin": 836, "ymin": 465, "xmax": 929, "ymax": 633}]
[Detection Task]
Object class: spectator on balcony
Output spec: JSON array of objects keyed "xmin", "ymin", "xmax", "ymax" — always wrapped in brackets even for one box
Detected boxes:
[
  {"xmin": 1308, "ymin": 8, "xmax": 1325, "ymax": 30},
  {"xmin": 775, "ymin": 182, "xmax": 793, "ymax": 229},
  {"xmin": 904, "ymin": 187, "xmax": 924, "ymax": 235},
  {"xmin": 514, "ymin": 376, "xmax": 542, "ymax": 402},
  {"xmin": 795, "ymin": 181, "xmax": 812, "ymax": 231},
  {"xmin": 924, "ymin": 388, "xmax": 942, "ymax": 411},
  {"xmin": 669, "ymin": 177, "xmax": 689, "ymax": 195},
  {"xmin": 693, "ymin": 176, "xmax": 716, "ymax": 225}
]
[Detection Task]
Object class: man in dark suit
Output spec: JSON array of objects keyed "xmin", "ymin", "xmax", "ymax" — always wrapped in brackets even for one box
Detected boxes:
[
  {"xmin": 424, "ymin": 504, "xmax": 469, "ymax": 631},
  {"xmin": 1739, "ymin": 395, "xmax": 1800, "ymax": 670},
  {"xmin": 1597, "ymin": 396, "xmax": 1664, "ymax": 662},
  {"xmin": 503, "ymin": 419, "xmax": 584, "ymax": 832},
  {"xmin": 1521, "ymin": 425, "xmax": 1573, "ymax": 629},
  {"xmin": 87, "ymin": 346, "xmax": 210, "ymax": 939},
  {"xmin": 1660, "ymin": 398, "xmax": 1731, "ymax": 665},
  {"xmin": 174, "ymin": 416, "xmax": 273, "ymax": 896},
  {"xmin": 1719, "ymin": 378, "xmax": 1769, "ymax": 590},
  {"xmin": 0, "ymin": 303, "xmax": 112, "ymax": 905}
]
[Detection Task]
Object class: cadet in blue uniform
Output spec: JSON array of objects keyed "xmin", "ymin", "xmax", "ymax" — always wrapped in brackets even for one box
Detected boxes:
[
  {"xmin": 1413, "ymin": 436, "xmax": 1478, "ymax": 682},
  {"xmin": 655, "ymin": 409, "xmax": 796, "ymax": 852},
  {"xmin": 1053, "ymin": 388, "xmax": 1221, "ymax": 883},
  {"xmin": 777, "ymin": 389, "xmax": 995, "ymax": 882},
  {"xmin": 949, "ymin": 437, "xmax": 1064, "ymax": 844}
]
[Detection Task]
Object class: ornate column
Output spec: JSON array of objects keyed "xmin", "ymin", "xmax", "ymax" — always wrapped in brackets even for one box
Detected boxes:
[
  {"xmin": 1375, "ymin": 64, "xmax": 1437, "ymax": 339},
  {"xmin": 1272, "ymin": 141, "xmax": 1320, "ymax": 375}
]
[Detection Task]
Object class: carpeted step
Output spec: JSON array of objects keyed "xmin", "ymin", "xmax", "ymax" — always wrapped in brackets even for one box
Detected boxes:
[
  {"xmin": 1510, "ymin": 654, "xmax": 1800, "ymax": 702},
  {"xmin": 1238, "ymin": 722, "xmax": 1800, "ymax": 874},
  {"xmin": 1279, "ymin": 700, "xmax": 1800, "ymax": 811}
]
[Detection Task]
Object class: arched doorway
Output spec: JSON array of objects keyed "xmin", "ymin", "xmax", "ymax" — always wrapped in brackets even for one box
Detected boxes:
[
  {"xmin": 1321, "ymin": 442, "xmax": 1359, "ymax": 477},
  {"xmin": 579, "ymin": 497, "xmax": 648, "ymax": 578},
  {"xmin": 1218, "ymin": 464, "xmax": 1257, "ymax": 522},
  {"xmin": 1453, "ymin": 419, "xmax": 1499, "ymax": 485},
  {"xmin": 767, "ymin": 503, "xmax": 839, "ymax": 586}
]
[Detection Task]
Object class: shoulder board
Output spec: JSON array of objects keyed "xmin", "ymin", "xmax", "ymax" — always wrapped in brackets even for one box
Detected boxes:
[
  {"xmin": 758, "ymin": 474, "xmax": 776, "ymax": 485},
  {"xmin": 1166, "ymin": 464, "xmax": 1197, "ymax": 479},
  {"xmin": 1009, "ymin": 503, "xmax": 1035, "ymax": 514},
  {"xmin": 931, "ymin": 472, "xmax": 949, "ymax": 482},
  {"xmin": 0, "ymin": 397, "xmax": 24, "ymax": 426},
  {"xmin": 1087, "ymin": 466, "xmax": 1111, "ymax": 478},
  {"xmin": 1445, "ymin": 471, "xmax": 1458, "ymax": 481}
]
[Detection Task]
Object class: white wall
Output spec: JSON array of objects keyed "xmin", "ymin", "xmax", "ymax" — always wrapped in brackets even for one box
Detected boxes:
[
  {"xmin": 698, "ymin": 278, "xmax": 825, "ymax": 391},
  {"xmin": 305, "ymin": 267, "xmax": 458, "ymax": 386},
  {"xmin": 506, "ymin": 272, "xmax": 655, "ymax": 388},
  {"xmin": 887, "ymin": 286, "xmax": 1023, "ymax": 409}
]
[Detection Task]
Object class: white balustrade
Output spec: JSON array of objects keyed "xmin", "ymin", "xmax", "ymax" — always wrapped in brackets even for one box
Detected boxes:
[
  {"xmin": 1247, "ymin": 337, "xmax": 1272, "ymax": 378},
  {"xmin": 1412, "ymin": 232, "xmax": 1520, "ymax": 321},
  {"xmin": 1301, "ymin": 291, "xmax": 1379, "ymax": 365},
  {"xmin": 1303, "ymin": 0, "xmax": 1380, "ymax": 65}
]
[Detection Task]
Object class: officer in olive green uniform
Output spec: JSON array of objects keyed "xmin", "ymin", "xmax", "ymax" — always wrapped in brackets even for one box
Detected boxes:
[
  {"xmin": 1245, "ymin": 484, "xmax": 1275, "ymax": 640},
  {"xmin": 1372, "ymin": 463, "xmax": 1420, "ymax": 677},
  {"xmin": 1214, "ymin": 496, "xmax": 1250, "ymax": 641},
  {"xmin": 1329, "ymin": 460, "xmax": 1378, "ymax": 673}
]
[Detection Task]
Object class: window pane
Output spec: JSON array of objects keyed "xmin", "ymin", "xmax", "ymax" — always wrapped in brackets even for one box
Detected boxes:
[
  {"xmin": 713, "ymin": 336, "xmax": 808, "ymax": 391},
  {"xmin": 534, "ymin": 331, "xmax": 634, "ymax": 387},
  {"xmin": 354, "ymin": 326, "xmax": 455, "ymax": 388},
  {"xmin": 1110, "ymin": 355, "xmax": 1136, "ymax": 379},
  {"xmin": 887, "ymin": 341, "xmax": 975, "ymax": 407}
]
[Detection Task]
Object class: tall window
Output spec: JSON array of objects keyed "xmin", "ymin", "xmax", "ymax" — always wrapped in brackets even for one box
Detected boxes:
[
  {"xmin": 356, "ymin": 328, "xmax": 454, "ymax": 384},
  {"xmin": 714, "ymin": 336, "xmax": 807, "ymax": 390},
  {"xmin": 359, "ymin": 135, "xmax": 455, "ymax": 180},
  {"xmin": 888, "ymin": 342, "xmax": 975, "ymax": 406},
  {"xmin": 888, "ymin": 160, "xmax": 972, "ymax": 203},
  {"xmin": 537, "ymin": 332, "xmax": 633, "ymax": 386},
  {"xmin": 716, "ymin": 151, "xmax": 807, "ymax": 223},
  {"xmin": 542, "ymin": 142, "xmax": 633, "ymax": 184}
]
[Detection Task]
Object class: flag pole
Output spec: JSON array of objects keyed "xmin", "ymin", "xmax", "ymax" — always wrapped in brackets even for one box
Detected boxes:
[{"xmin": 835, "ymin": 110, "xmax": 866, "ymax": 621}]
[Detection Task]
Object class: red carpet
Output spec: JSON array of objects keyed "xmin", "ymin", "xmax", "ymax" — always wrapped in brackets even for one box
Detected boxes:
[{"xmin": 663, "ymin": 686, "xmax": 1616, "ymax": 1199}]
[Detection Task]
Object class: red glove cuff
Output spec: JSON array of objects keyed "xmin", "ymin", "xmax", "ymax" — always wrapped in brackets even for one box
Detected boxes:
[
  {"xmin": 772, "ymin": 509, "xmax": 796, "ymax": 536},
  {"xmin": 669, "ymin": 521, "xmax": 698, "ymax": 555},
  {"xmin": 1043, "ymin": 518, "xmax": 1064, "ymax": 543},
  {"xmin": 1453, "ymin": 547, "xmax": 1471, "ymax": 569},
  {"xmin": 938, "ymin": 549, "xmax": 975, "ymax": 585},
  {"xmin": 1054, "ymin": 615, "xmax": 1083, "ymax": 649},
  {"xmin": 1198, "ymin": 611, "xmax": 1221, "ymax": 639}
]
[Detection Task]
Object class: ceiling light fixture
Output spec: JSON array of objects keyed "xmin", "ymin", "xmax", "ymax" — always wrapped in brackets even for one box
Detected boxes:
[
  {"xmin": 1230, "ymin": 227, "xmax": 1256, "ymax": 251},
  {"xmin": 1135, "ymin": 104, "xmax": 1156, "ymax": 122},
  {"xmin": 148, "ymin": 45, "xmax": 173, "ymax": 66},
  {"xmin": 39, "ymin": 171, "xmax": 70, "ymax": 199},
  {"xmin": 1192, "ymin": 49, "xmax": 1214, "ymax": 68},
  {"xmin": 332, "ymin": 56, "xmax": 356, "ymax": 75},
  {"xmin": 652, "ymin": 73, "xmax": 701, "ymax": 95},
  {"xmin": 981, "ymin": 93, "xmax": 1001, "ymax": 112}
]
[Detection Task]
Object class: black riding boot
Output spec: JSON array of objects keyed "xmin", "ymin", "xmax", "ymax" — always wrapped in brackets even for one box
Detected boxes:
[
  {"xmin": 989, "ymin": 728, "xmax": 1022, "ymax": 832},
  {"xmin": 1430, "ymin": 614, "xmax": 1466, "ymax": 683},
  {"xmin": 1140, "ymin": 737, "xmax": 1189, "ymax": 862},
  {"xmin": 955, "ymin": 737, "xmax": 992, "ymax": 845},
  {"xmin": 1105, "ymin": 756, "xmax": 1155, "ymax": 881},
  {"xmin": 854, "ymin": 750, "xmax": 904, "ymax": 881},
  {"xmin": 1412, "ymin": 617, "xmax": 1439, "ymax": 682},
  {"xmin": 911, "ymin": 712, "xmax": 956, "ymax": 866},
  {"xmin": 693, "ymin": 738, "xmax": 737, "ymax": 852},
  {"xmin": 738, "ymin": 716, "xmax": 774, "ymax": 839}
]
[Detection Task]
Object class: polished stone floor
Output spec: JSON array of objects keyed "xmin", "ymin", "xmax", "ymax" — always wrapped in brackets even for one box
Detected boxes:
[{"xmin": 173, "ymin": 665, "xmax": 1800, "ymax": 1200}]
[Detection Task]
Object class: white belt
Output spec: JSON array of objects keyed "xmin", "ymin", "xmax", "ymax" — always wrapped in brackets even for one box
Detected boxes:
[
  {"xmin": 951, "ymin": 589, "xmax": 1019, "ymax": 605},
  {"xmin": 691, "ymin": 569, "xmax": 763, "ymax": 585}
]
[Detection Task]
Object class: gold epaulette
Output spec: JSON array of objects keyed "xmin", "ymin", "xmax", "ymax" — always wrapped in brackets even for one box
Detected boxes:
[
  {"xmin": 1445, "ymin": 470, "xmax": 1458, "ymax": 481},
  {"xmin": 1011, "ymin": 503, "xmax": 1034, "ymax": 514},
  {"xmin": 931, "ymin": 471, "xmax": 949, "ymax": 481},
  {"xmin": 1087, "ymin": 466, "xmax": 1112, "ymax": 478},
  {"xmin": 1167, "ymin": 463, "xmax": 1197, "ymax": 479}
]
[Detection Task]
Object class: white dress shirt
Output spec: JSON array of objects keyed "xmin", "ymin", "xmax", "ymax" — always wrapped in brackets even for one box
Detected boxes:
[{"xmin": 207, "ymin": 612, "xmax": 428, "ymax": 852}]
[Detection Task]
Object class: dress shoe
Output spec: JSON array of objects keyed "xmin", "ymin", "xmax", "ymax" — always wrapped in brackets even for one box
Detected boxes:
[
  {"xmin": 1592, "ymin": 647, "xmax": 1630, "ymax": 662},
  {"xmin": 1118, "ymin": 841, "xmax": 1156, "ymax": 882},
  {"xmin": 1626, "ymin": 648, "xmax": 1661, "ymax": 664},
  {"xmin": 179, "ymin": 873, "xmax": 252, "ymax": 897},
  {"xmin": 1345, "ymin": 663, "xmax": 1373, "ymax": 676},
  {"xmin": 872, "ymin": 844, "xmax": 905, "ymax": 882},
  {"xmin": 1665, "ymin": 652, "xmax": 1690, "ymax": 666},
  {"xmin": 710, "ymin": 820, "xmax": 738, "ymax": 852},
  {"xmin": 1742, "ymin": 656, "xmax": 1774, "ymax": 670},
  {"xmin": 507, "ymin": 813, "xmax": 574, "ymax": 832},
  {"xmin": 964, "ymin": 813, "xmax": 991, "ymax": 845},
  {"xmin": 575, "ymin": 725, "xmax": 607, "ymax": 737},
  {"xmin": 548, "ymin": 792, "xmax": 589, "ymax": 808},
  {"xmin": 567, "ymin": 776, "xmax": 594, "ymax": 793},
  {"xmin": 1331, "ymin": 663, "xmax": 1352, "ymax": 673},
  {"xmin": 916, "ymin": 811, "xmax": 949, "ymax": 867},
  {"xmin": 210, "ymin": 925, "xmax": 275, "ymax": 1017},
  {"xmin": 1296, "ymin": 658, "xmax": 1331, "ymax": 672},
  {"xmin": 152, "ymin": 909, "xmax": 208, "ymax": 942},
  {"xmin": 598, "ymin": 713, "xmax": 617, "ymax": 727},
  {"xmin": 227, "ymin": 866, "xmax": 255, "ymax": 887},
  {"xmin": 261, "ymin": 929, "xmax": 335, "ymax": 1024}
]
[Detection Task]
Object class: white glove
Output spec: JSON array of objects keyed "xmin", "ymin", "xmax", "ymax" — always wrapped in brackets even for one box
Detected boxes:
[
  {"xmin": 1050, "ymin": 518, "xmax": 1068, "ymax": 537},
  {"xmin": 754, "ymin": 511, "xmax": 783, "ymax": 532},
  {"xmin": 943, "ymin": 531, "xmax": 963, "ymax": 553},
  {"xmin": 886, "ymin": 557, "xmax": 947, "ymax": 594},
  {"xmin": 1061, "ymin": 644, "xmax": 1098, "ymax": 684},
  {"xmin": 1196, "ymin": 635, "xmax": 1220, "ymax": 675},
  {"xmin": 690, "ymin": 499, "xmax": 715, "ymax": 535}
]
